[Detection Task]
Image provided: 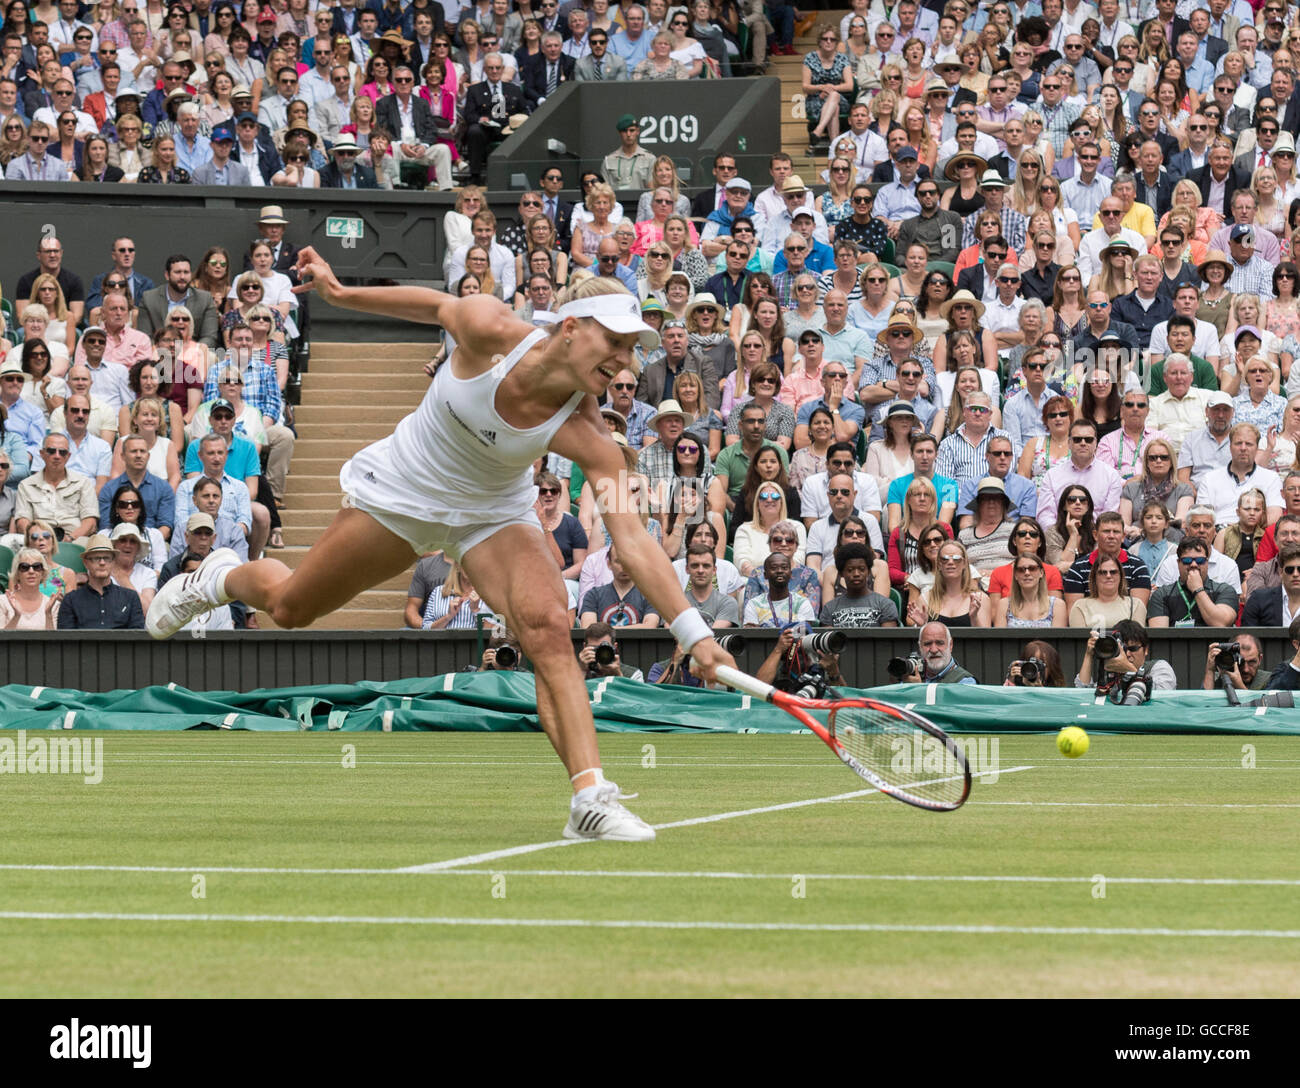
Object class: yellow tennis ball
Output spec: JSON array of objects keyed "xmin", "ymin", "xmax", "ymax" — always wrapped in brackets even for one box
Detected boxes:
[{"xmin": 1057, "ymin": 726, "xmax": 1090, "ymax": 758}]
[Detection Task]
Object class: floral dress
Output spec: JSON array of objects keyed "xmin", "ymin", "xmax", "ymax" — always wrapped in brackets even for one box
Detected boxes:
[
  {"xmin": 803, "ymin": 51, "xmax": 850, "ymax": 124},
  {"xmin": 1265, "ymin": 300, "xmax": 1300, "ymax": 345}
]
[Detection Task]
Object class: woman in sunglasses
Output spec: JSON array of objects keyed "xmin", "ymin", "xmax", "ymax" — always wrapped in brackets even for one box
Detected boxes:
[
  {"xmin": 1045, "ymin": 483, "xmax": 1095, "ymax": 571},
  {"xmin": 0, "ymin": 115, "xmax": 26, "ymax": 170},
  {"xmin": 8, "ymin": 304, "xmax": 69, "ymax": 373},
  {"xmin": 24, "ymin": 275, "xmax": 76, "ymax": 358},
  {"xmin": 985, "ymin": 514, "xmax": 1063, "ymax": 602},
  {"xmin": 532, "ymin": 469, "xmax": 587, "ymax": 585},
  {"xmin": 17, "ymin": 339, "xmax": 66, "ymax": 426},
  {"xmin": 1, "ymin": 548, "xmax": 60, "ymax": 629},
  {"xmin": 23, "ymin": 521, "xmax": 76, "ymax": 597},
  {"xmin": 907, "ymin": 537, "xmax": 989, "ymax": 628},
  {"xmin": 993, "ymin": 553, "xmax": 1064, "ymax": 628}
]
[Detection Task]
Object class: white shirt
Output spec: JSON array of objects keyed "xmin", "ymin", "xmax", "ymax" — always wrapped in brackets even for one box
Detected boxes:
[
  {"xmin": 1196, "ymin": 463, "xmax": 1284, "ymax": 524},
  {"xmin": 1147, "ymin": 318, "xmax": 1221, "ymax": 361},
  {"xmin": 116, "ymin": 47, "xmax": 156, "ymax": 95},
  {"xmin": 1153, "ymin": 545, "xmax": 1242, "ymax": 591},
  {"xmin": 238, "ymin": 141, "xmax": 265, "ymax": 186},
  {"xmin": 798, "ymin": 469, "xmax": 883, "ymax": 521},
  {"xmin": 1076, "ymin": 225, "xmax": 1146, "ymax": 286},
  {"xmin": 446, "ymin": 240, "xmax": 518, "ymax": 298},
  {"xmin": 836, "ymin": 128, "xmax": 890, "ymax": 174},
  {"xmin": 936, "ymin": 133, "xmax": 1000, "ymax": 174},
  {"xmin": 985, "ymin": 294, "xmax": 1025, "ymax": 334}
]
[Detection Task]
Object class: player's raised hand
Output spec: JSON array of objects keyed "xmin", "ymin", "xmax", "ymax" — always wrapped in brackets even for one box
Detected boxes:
[{"xmin": 293, "ymin": 246, "xmax": 341, "ymax": 302}]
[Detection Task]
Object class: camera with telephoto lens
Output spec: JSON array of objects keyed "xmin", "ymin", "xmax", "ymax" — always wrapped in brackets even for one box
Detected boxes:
[
  {"xmin": 1009, "ymin": 659, "xmax": 1040, "ymax": 686},
  {"xmin": 886, "ymin": 654, "xmax": 925, "ymax": 681},
  {"xmin": 1212, "ymin": 641, "xmax": 1241, "ymax": 673},
  {"xmin": 714, "ymin": 633, "xmax": 747, "ymax": 656},
  {"xmin": 1094, "ymin": 633, "xmax": 1120, "ymax": 659},
  {"xmin": 586, "ymin": 642, "xmax": 617, "ymax": 677},
  {"xmin": 493, "ymin": 644, "xmax": 518, "ymax": 669},
  {"xmin": 800, "ymin": 630, "xmax": 845, "ymax": 656}
]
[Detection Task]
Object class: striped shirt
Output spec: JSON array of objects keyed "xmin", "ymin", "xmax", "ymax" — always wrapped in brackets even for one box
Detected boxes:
[
  {"xmin": 936, "ymin": 424, "xmax": 1014, "ymax": 483},
  {"xmin": 421, "ymin": 585, "xmax": 491, "ymax": 630},
  {"xmin": 961, "ymin": 204, "xmax": 1027, "ymax": 252}
]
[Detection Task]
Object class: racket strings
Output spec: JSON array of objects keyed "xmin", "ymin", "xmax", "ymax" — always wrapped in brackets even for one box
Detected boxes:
[{"xmin": 829, "ymin": 706, "xmax": 969, "ymax": 808}]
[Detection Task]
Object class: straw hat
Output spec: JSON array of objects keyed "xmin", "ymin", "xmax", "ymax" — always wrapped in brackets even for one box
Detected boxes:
[
  {"xmin": 875, "ymin": 316, "xmax": 923, "ymax": 346},
  {"xmin": 1199, "ymin": 249, "xmax": 1232, "ymax": 281},
  {"xmin": 939, "ymin": 289, "xmax": 986, "ymax": 321},
  {"xmin": 943, "ymin": 152, "xmax": 987, "ymax": 182}
]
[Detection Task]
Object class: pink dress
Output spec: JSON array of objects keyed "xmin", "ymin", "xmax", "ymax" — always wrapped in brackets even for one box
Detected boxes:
[{"xmin": 1266, "ymin": 300, "xmax": 1300, "ymax": 344}]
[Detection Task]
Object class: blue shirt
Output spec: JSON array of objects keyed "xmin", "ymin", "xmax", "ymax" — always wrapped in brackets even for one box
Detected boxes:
[
  {"xmin": 772, "ymin": 238, "xmax": 835, "ymax": 276},
  {"xmin": 609, "ymin": 29, "xmax": 652, "ymax": 68},
  {"xmin": 796, "ymin": 396, "xmax": 867, "ymax": 430},
  {"xmin": 201, "ymin": 360, "xmax": 282, "ymax": 423},
  {"xmin": 1, "ymin": 395, "xmax": 45, "ymax": 454},
  {"xmin": 956, "ymin": 472, "xmax": 1037, "ymax": 520},
  {"xmin": 98, "ymin": 470, "xmax": 177, "ymax": 532},
  {"xmin": 184, "ymin": 434, "xmax": 261, "ymax": 479},
  {"xmin": 173, "ymin": 132, "xmax": 213, "ymax": 173},
  {"xmin": 174, "ymin": 472, "xmax": 252, "ymax": 534},
  {"xmin": 887, "ymin": 471, "xmax": 959, "ymax": 510},
  {"xmin": 873, "ymin": 178, "xmax": 921, "ymax": 223}
]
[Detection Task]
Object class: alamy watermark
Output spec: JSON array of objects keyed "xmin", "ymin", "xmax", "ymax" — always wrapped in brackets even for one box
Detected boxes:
[{"xmin": 0, "ymin": 730, "xmax": 102, "ymax": 784}]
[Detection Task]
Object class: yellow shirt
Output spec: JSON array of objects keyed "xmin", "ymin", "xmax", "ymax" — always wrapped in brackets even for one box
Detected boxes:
[{"xmin": 1092, "ymin": 201, "xmax": 1156, "ymax": 239}]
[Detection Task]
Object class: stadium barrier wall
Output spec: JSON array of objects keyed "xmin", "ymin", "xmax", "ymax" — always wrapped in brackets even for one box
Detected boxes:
[
  {"xmin": 0, "ymin": 672, "xmax": 1295, "ymax": 734},
  {"xmin": 0, "ymin": 629, "xmax": 1289, "ymax": 692},
  {"xmin": 485, "ymin": 77, "xmax": 782, "ymax": 191}
]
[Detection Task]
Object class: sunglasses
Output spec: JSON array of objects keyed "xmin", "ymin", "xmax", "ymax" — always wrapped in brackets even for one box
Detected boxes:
[
  {"xmin": 115, "ymin": 499, "xmax": 141, "ymax": 509},
  {"xmin": 1147, "ymin": 452, "xmax": 1171, "ymax": 461},
  {"xmin": 17, "ymin": 562, "xmax": 44, "ymax": 573},
  {"xmin": 1013, "ymin": 529, "xmax": 1041, "ymax": 539},
  {"xmin": 537, "ymin": 487, "xmax": 561, "ymax": 496},
  {"xmin": 1179, "ymin": 557, "xmax": 1208, "ymax": 566},
  {"xmin": 1066, "ymin": 494, "xmax": 1090, "ymax": 503},
  {"xmin": 41, "ymin": 447, "xmax": 69, "ymax": 456},
  {"xmin": 758, "ymin": 492, "xmax": 782, "ymax": 501}
]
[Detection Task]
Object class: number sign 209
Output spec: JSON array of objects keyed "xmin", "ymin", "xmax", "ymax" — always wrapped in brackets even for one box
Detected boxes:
[{"xmin": 639, "ymin": 114, "xmax": 699, "ymax": 144}]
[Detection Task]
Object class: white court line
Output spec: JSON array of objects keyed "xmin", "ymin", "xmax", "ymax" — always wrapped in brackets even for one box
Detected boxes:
[
  {"xmin": 396, "ymin": 766, "xmax": 1032, "ymax": 873},
  {"xmin": 2, "ymin": 910, "xmax": 1298, "ymax": 939},
  {"xmin": 971, "ymin": 801, "xmax": 1300, "ymax": 808},
  {"xmin": 1, "ymin": 863, "xmax": 1295, "ymax": 887}
]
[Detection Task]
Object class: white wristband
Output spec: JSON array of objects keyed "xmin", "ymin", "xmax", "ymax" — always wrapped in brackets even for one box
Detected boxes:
[{"xmin": 670, "ymin": 607, "xmax": 713, "ymax": 653}]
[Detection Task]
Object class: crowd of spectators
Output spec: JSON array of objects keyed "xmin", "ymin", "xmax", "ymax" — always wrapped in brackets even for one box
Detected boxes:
[
  {"xmin": 0, "ymin": 0, "xmax": 790, "ymax": 190},
  {"xmin": 1, "ymin": 207, "xmax": 300, "ymax": 629},
  {"xmin": 406, "ymin": 0, "xmax": 1300, "ymax": 665}
]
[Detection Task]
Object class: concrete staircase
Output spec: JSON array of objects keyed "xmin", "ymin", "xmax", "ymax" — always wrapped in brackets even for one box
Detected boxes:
[
  {"xmin": 776, "ymin": 11, "xmax": 851, "ymax": 186},
  {"xmin": 269, "ymin": 341, "xmax": 435, "ymax": 629}
]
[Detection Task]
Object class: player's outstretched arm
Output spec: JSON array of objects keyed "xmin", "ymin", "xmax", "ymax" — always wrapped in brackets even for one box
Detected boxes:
[
  {"xmin": 553, "ymin": 399, "xmax": 736, "ymax": 683},
  {"xmin": 293, "ymin": 247, "xmax": 523, "ymax": 347}
]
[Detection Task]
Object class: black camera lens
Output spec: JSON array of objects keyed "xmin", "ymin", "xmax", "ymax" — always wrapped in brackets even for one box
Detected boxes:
[{"xmin": 594, "ymin": 643, "xmax": 616, "ymax": 666}]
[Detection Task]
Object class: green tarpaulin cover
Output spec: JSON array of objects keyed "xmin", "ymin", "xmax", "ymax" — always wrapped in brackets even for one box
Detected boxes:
[{"xmin": 0, "ymin": 675, "xmax": 1296, "ymax": 735}]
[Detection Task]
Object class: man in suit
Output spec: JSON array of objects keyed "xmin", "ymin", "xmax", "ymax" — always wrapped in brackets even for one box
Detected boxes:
[
  {"xmin": 190, "ymin": 122, "xmax": 252, "ymax": 185},
  {"xmin": 538, "ymin": 165, "xmax": 575, "ymax": 248},
  {"xmin": 233, "ymin": 110, "xmax": 283, "ymax": 184},
  {"xmin": 1132, "ymin": 140, "xmax": 1175, "ymax": 221},
  {"xmin": 690, "ymin": 152, "xmax": 738, "ymax": 219},
  {"xmin": 464, "ymin": 53, "xmax": 529, "ymax": 185},
  {"xmin": 1236, "ymin": 115, "xmax": 1280, "ymax": 176},
  {"xmin": 521, "ymin": 31, "xmax": 575, "ymax": 106},
  {"xmin": 1192, "ymin": 139, "xmax": 1247, "ymax": 219},
  {"xmin": 574, "ymin": 28, "xmax": 627, "ymax": 80},
  {"xmin": 955, "ymin": 235, "xmax": 1010, "ymax": 304},
  {"xmin": 635, "ymin": 325, "xmax": 720, "ymax": 410},
  {"xmin": 870, "ymin": 129, "xmax": 932, "ymax": 183},
  {"xmin": 1137, "ymin": 0, "xmax": 1188, "ymax": 57},
  {"xmin": 1242, "ymin": 544, "xmax": 1300, "ymax": 626},
  {"xmin": 4, "ymin": 121, "xmax": 69, "ymax": 180},
  {"xmin": 137, "ymin": 255, "xmax": 221, "ymax": 349},
  {"xmin": 1186, "ymin": 9, "xmax": 1227, "ymax": 67},
  {"xmin": 375, "ymin": 66, "xmax": 453, "ymax": 189},
  {"xmin": 1203, "ymin": 0, "xmax": 1238, "ymax": 47},
  {"xmin": 318, "ymin": 133, "xmax": 379, "ymax": 187},
  {"xmin": 87, "ymin": 236, "xmax": 155, "ymax": 311},
  {"xmin": 1167, "ymin": 111, "xmax": 1215, "ymax": 178}
]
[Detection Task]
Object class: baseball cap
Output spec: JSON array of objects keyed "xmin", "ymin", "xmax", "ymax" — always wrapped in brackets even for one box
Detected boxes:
[
  {"xmin": 1207, "ymin": 391, "xmax": 1234, "ymax": 408},
  {"xmin": 895, "ymin": 145, "xmax": 919, "ymax": 161},
  {"xmin": 557, "ymin": 292, "xmax": 660, "ymax": 351},
  {"xmin": 1230, "ymin": 223, "xmax": 1255, "ymax": 243},
  {"xmin": 725, "ymin": 176, "xmax": 751, "ymax": 192},
  {"xmin": 187, "ymin": 512, "xmax": 216, "ymax": 532}
]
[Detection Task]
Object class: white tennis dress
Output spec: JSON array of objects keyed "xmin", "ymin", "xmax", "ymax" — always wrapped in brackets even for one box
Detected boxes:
[{"xmin": 340, "ymin": 327, "xmax": 584, "ymax": 559}]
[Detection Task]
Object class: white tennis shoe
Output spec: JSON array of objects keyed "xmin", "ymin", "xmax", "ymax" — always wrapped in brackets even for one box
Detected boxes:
[
  {"xmin": 147, "ymin": 548, "xmax": 242, "ymax": 639},
  {"xmin": 563, "ymin": 783, "xmax": 656, "ymax": 842}
]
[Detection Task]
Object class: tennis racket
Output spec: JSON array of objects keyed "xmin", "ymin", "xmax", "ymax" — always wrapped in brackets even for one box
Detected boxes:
[{"xmin": 714, "ymin": 665, "xmax": 970, "ymax": 812}]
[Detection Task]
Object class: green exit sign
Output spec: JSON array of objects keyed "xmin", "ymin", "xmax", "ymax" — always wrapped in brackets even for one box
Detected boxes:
[{"xmin": 326, "ymin": 216, "xmax": 364, "ymax": 239}]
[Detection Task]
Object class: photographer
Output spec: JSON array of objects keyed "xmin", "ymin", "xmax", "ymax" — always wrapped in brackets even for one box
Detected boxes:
[
  {"xmin": 647, "ymin": 645, "xmax": 704, "ymax": 687},
  {"xmin": 901, "ymin": 622, "xmax": 978, "ymax": 684},
  {"xmin": 757, "ymin": 627, "xmax": 845, "ymax": 695},
  {"xmin": 478, "ymin": 635, "xmax": 525, "ymax": 672},
  {"xmin": 1004, "ymin": 639, "xmax": 1066, "ymax": 687},
  {"xmin": 577, "ymin": 623, "xmax": 645, "ymax": 682},
  {"xmin": 1075, "ymin": 620, "xmax": 1177, "ymax": 703},
  {"xmin": 1202, "ymin": 633, "xmax": 1267, "ymax": 693},
  {"xmin": 1265, "ymin": 616, "xmax": 1300, "ymax": 691}
]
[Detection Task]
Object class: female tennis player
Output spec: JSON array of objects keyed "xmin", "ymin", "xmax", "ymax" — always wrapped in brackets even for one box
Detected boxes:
[{"xmin": 147, "ymin": 249, "xmax": 735, "ymax": 841}]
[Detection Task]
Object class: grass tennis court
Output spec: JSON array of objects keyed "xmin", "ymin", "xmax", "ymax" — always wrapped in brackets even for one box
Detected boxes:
[{"xmin": 1, "ymin": 731, "xmax": 1297, "ymax": 997}]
